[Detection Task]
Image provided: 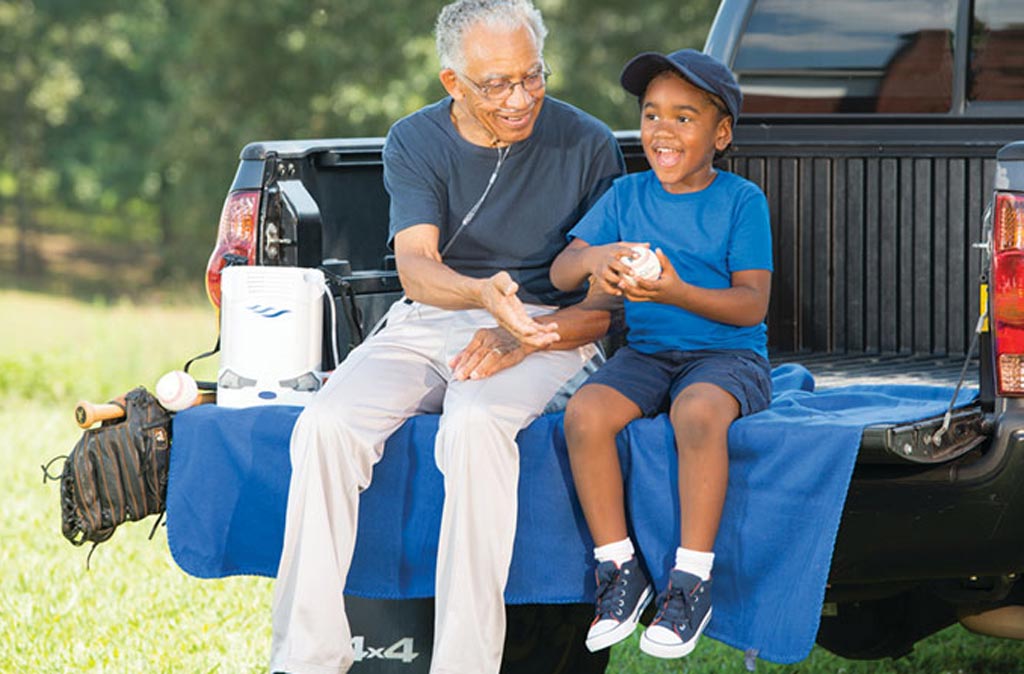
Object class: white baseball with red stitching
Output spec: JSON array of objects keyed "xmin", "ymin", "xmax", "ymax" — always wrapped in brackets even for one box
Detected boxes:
[
  {"xmin": 155, "ymin": 370, "xmax": 199, "ymax": 412},
  {"xmin": 623, "ymin": 246, "xmax": 661, "ymax": 282}
]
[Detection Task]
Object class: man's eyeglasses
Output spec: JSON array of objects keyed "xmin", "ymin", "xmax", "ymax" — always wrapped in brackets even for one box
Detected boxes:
[{"xmin": 457, "ymin": 66, "xmax": 551, "ymax": 101}]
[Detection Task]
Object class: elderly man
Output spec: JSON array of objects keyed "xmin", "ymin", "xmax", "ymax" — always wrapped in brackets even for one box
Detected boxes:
[{"xmin": 269, "ymin": 1, "xmax": 624, "ymax": 672}]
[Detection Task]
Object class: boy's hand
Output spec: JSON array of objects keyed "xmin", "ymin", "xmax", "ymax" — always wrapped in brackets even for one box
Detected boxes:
[
  {"xmin": 591, "ymin": 243, "xmax": 650, "ymax": 296},
  {"xmin": 619, "ymin": 248, "xmax": 684, "ymax": 302}
]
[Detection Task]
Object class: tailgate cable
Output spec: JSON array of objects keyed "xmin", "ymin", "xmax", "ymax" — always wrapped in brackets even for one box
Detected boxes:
[{"xmin": 932, "ymin": 307, "xmax": 987, "ymax": 447}]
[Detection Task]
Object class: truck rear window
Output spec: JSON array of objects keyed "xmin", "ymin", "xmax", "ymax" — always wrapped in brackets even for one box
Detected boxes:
[
  {"xmin": 733, "ymin": 0, "xmax": 957, "ymax": 114},
  {"xmin": 969, "ymin": 0, "xmax": 1024, "ymax": 103}
]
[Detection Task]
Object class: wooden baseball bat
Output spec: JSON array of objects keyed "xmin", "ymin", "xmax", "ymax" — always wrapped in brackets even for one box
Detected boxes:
[
  {"xmin": 74, "ymin": 389, "xmax": 217, "ymax": 428},
  {"xmin": 74, "ymin": 401, "xmax": 125, "ymax": 428}
]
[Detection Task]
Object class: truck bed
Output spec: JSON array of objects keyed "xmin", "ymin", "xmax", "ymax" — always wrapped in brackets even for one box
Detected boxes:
[
  {"xmin": 772, "ymin": 352, "xmax": 988, "ymax": 466},
  {"xmin": 775, "ymin": 352, "xmax": 980, "ymax": 389}
]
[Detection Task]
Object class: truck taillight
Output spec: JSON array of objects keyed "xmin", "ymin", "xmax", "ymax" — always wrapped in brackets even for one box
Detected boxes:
[
  {"xmin": 205, "ymin": 190, "xmax": 261, "ymax": 308},
  {"xmin": 991, "ymin": 191, "xmax": 1024, "ymax": 395}
]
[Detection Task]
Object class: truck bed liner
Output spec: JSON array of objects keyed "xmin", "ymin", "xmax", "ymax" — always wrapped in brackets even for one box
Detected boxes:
[{"xmin": 774, "ymin": 352, "xmax": 980, "ymax": 390}]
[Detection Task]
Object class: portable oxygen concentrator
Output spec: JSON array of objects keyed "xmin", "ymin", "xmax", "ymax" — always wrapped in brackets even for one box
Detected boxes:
[{"xmin": 217, "ymin": 266, "xmax": 330, "ymax": 408}]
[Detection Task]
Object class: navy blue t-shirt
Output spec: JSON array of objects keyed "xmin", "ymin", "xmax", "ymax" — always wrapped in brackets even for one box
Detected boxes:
[{"xmin": 383, "ymin": 97, "xmax": 625, "ymax": 306}]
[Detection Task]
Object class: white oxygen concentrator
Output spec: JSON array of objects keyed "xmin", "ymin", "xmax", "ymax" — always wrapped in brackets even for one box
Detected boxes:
[{"xmin": 217, "ymin": 265, "xmax": 329, "ymax": 408}]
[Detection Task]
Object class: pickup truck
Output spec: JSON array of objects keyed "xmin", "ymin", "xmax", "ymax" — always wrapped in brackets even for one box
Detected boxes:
[{"xmin": 191, "ymin": 0, "xmax": 1024, "ymax": 668}]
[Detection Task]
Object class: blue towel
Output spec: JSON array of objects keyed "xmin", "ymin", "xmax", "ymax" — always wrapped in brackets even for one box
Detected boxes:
[{"xmin": 165, "ymin": 364, "xmax": 977, "ymax": 663}]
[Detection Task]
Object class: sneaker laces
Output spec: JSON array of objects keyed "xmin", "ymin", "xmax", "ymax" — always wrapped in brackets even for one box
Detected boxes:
[
  {"xmin": 594, "ymin": 564, "xmax": 627, "ymax": 619},
  {"xmin": 655, "ymin": 581, "xmax": 694, "ymax": 628}
]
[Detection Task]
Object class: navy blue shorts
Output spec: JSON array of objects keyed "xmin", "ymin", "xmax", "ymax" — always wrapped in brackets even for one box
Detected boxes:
[{"xmin": 584, "ymin": 346, "xmax": 772, "ymax": 418}]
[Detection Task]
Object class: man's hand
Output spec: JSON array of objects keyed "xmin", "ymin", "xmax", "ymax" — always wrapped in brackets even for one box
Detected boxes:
[
  {"xmin": 480, "ymin": 271, "xmax": 561, "ymax": 348},
  {"xmin": 451, "ymin": 281, "xmax": 623, "ymax": 380},
  {"xmin": 450, "ymin": 326, "xmax": 532, "ymax": 380}
]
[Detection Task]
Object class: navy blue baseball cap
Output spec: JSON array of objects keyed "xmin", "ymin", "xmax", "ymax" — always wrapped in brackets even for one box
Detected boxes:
[{"xmin": 620, "ymin": 48, "xmax": 742, "ymax": 122}]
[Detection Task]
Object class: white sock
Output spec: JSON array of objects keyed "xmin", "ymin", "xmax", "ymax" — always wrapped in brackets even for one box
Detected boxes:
[
  {"xmin": 594, "ymin": 538, "xmax": 635, "ymax": 566},
  {"xmin": 674, "ymin": 547, "xmax": 714, "ymax": 581}
]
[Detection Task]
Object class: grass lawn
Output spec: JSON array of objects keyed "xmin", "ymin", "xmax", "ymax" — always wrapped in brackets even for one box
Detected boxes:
[{"xmin": 2, "ymin": 288, "xmax": 1024, "ymax": 672}]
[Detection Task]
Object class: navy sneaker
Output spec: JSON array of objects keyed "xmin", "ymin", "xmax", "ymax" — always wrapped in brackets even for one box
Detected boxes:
[
  {"xmin": 585, "ymin": 556, "xmax": 653, "ymax": 652},
  {"xmin": 639, "ymin": 569, "xmax": 712, "ymax": 658}
]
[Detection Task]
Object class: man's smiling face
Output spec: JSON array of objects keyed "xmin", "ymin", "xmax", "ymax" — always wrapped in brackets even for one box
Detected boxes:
[{"xmin": 441, "ymin": 22, "xmax": 546, "ymax": 147}]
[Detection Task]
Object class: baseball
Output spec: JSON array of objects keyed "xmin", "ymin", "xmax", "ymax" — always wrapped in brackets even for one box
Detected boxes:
[
  {"xmin": 622, "ymin": 246, "xmax": 661, "ymax": 282},
  {"xmin": 156, "ymin": 370, "xmax": 199, "ymax": 412}
]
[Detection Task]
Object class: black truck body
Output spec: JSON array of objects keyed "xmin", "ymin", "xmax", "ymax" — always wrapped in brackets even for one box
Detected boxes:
[{"xmin": 201, "ymin": 0, "xmax": 1024, "ymax": 664}]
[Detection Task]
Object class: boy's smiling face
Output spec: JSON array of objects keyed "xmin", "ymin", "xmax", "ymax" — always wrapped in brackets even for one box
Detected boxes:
[{"xmin": 640, "ymin": 72, "xmax": 733, "ymax": 194}]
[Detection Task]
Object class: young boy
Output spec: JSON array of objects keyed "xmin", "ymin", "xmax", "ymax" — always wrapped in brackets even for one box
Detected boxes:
[{"xmin": 550, "ymin": 49, "xmax": 773, "ymax": 659}]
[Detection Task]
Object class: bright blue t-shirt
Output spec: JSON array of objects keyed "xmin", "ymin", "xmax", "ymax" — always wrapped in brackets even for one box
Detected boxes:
[{"xmin": 567, "ymin": 170, "xmax": 773, "ymax": 358}]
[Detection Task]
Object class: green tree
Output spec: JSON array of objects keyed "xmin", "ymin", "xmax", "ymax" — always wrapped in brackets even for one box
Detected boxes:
[
  {"xmin": 543, "ymin": 0, "xmax": 720, "ymax": 129},
  {"xmin": 157, "ymin": 0, "xmax": 445, "ymax": 278},
  {"xmin": 159, "ymin": 0, "xmax": 718, "ymax": 278},
  {"xmin": 1, "ymin": 0, "xmax": 721, "ymax": 293},
  {"xmin": 0, "ymin": 0, "xmax": 72, "ymax": 276},
  {"xmin": 0, "ymin": 0, "xmax": 175, "ymax": 279}
]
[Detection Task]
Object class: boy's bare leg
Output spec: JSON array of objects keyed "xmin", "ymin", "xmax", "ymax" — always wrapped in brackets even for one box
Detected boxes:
[
  {"xmin": 563, "ymin": 383, "xmax": 643, "ymax": 546},
  {"xmin": 566, "ymin": 383, "xmax": 652, "ymax": 654},
  {"xmin": 670, "ymin": 383, "xmax": 740, "ymax": 551},
  {"xmin": 641, "ymin": 382, "xmax": 737, "ymax": 659}
]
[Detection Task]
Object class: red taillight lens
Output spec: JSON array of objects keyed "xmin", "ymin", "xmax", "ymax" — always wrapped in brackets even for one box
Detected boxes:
[
  {"xmin": 205, "ymin": 190, "xmax": 261, "ymax": 308},
  {"xmin": 991, "ymin": 191, "xmax": 1024, "ymax": 395}
]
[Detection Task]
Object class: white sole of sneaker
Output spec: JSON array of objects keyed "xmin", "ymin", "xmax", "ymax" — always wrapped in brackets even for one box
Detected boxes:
[
  {"xmin": 585, "ymin": 585, "xmax": 654, "ymax": 652},
  {"xmin": 638, "ymin": 606, "xmax": 713, "ymax": 659}
]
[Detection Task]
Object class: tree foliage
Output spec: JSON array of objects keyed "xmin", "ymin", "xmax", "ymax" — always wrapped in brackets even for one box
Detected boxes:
[{"xmin": 0, "ymin": 0, "xmax": 718, "ymax": 287}]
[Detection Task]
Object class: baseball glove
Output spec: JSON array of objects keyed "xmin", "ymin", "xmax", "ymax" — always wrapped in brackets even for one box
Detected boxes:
[{"xmin": 45, "ymin": 387, "xmax": 172, "ymax": 557}]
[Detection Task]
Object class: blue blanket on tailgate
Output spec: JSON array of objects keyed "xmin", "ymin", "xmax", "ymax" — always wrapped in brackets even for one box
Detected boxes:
[{"xmin": 165, "ymin": 364, "xmax": 977, "ymax": 664}]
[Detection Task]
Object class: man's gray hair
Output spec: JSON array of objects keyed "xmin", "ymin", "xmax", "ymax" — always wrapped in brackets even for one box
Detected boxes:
[{"xmin": 435, "ymin": 0, "xmax": 548, "ymax": 71}]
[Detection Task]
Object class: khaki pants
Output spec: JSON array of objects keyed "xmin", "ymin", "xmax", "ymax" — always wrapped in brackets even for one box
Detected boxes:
[{"xmin": 269, "ymin": 300, "xmax": 597, "ymax": 674}]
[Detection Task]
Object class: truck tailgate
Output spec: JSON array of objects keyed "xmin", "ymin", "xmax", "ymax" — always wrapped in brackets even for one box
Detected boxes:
[{"xmin": 774, "ymin": 352, "xmax": 987, "ymax": 465}]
